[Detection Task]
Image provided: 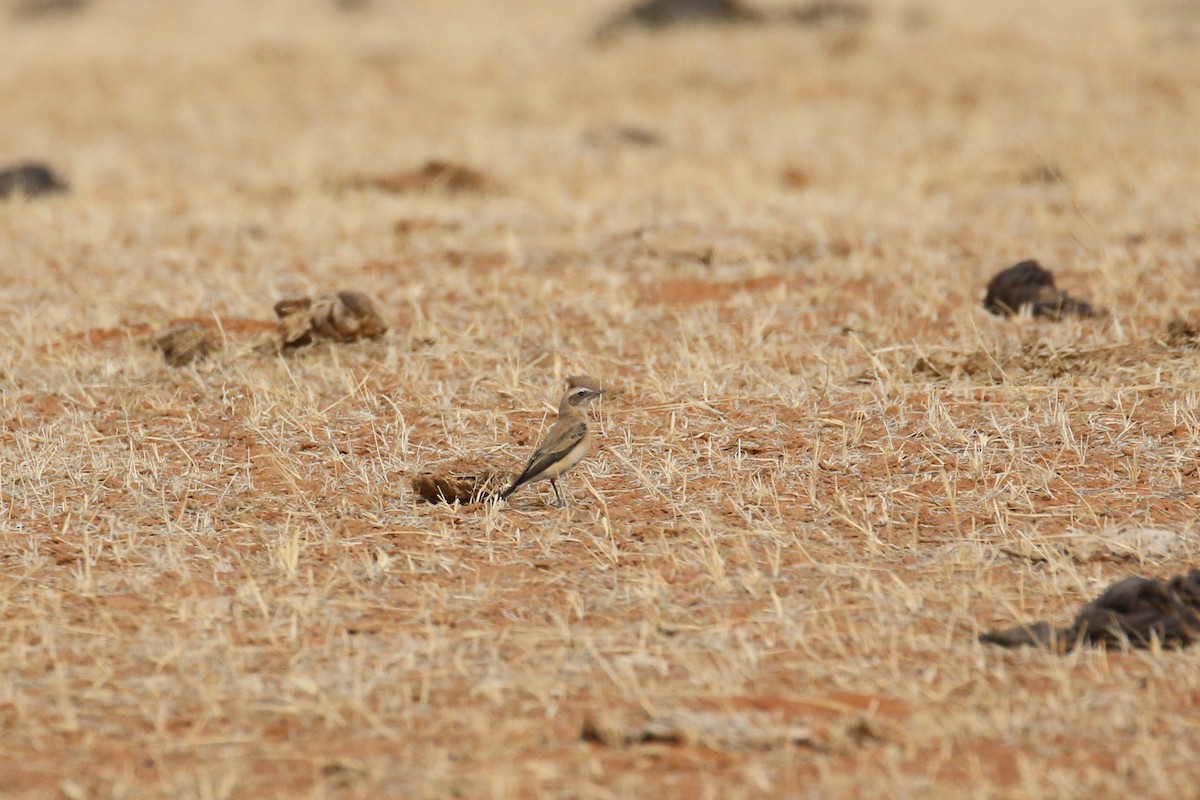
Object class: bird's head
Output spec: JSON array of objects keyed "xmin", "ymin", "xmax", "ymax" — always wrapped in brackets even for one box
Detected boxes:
[{"xmin": 563, "ymin": 385, "xmax": 603, "ymax": 409}]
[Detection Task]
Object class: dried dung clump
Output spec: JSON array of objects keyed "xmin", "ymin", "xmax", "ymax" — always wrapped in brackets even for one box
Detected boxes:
[
  {"xmin": 982, "ymin": 259, "xmax": 1097, "ymax": 319},
  {"xmin": 411, "ymin": 469, "xmax": 510, "ymax": 504},
  {"xmin": 1165, "ymin": 318, "xmax": 1198, "ymax": 348},
  {"xmin": 594, "ymin": 0, "xmax": 762, "ymax": 39},
  {"xmin": 274, "ymin": 291, "xmax": 388, "ymax": 350},
  {"xmin": 594, "ymin": 0, "xmax": 869, "ymax": 39},
  {"xmin": 0, "ymin": 162, "xmax": 68, "ymax": 198},
  {"xmin": 152, "ymin": 323, "xmax": 222, "ymax": 367},
  {"xmin": 10, "ymin": 0, "xmax": 87, "ymax": 18},
  {"xmin": 784, "ymin": 1, "xmax": 870, "ymax": 27},
  {"xmin": 981, "ymin": 569, "xmax": 1200, "ymax": 652},
  {"xmin": 342, "ymin": 160, "xmax": 498, "ymax": 195}
]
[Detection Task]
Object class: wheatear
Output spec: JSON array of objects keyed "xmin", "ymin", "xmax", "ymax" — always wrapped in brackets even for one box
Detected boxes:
[{"xmin": 501, "ymin": 385, "xmax": 603, "ymax": 507}]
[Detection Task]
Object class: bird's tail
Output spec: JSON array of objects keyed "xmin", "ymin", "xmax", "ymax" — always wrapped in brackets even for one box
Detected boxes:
[{"xmin": 499, "ymin": 482, "xmax": 519, "ymax": 500}]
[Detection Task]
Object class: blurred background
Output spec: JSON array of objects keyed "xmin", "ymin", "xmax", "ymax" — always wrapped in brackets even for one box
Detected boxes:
[{"xmin": 2, "ymin": 0, "xmax": 1199, "ymax": 328}]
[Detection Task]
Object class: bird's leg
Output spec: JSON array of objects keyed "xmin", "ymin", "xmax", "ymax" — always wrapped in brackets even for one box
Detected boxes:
[{"xmin": 551, "ymin": 479, "xmax": 566, "ymax": 508}]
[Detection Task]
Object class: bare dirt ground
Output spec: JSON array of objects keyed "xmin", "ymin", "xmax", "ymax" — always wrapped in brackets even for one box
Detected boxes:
[{"xmin": 2, "ymin": 0, "xmax": 1200, "ymax": 796}]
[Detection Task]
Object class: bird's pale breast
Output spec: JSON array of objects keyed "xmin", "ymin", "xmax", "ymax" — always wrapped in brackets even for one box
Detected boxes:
[{"xmin": 537, "ymin": 430, "xmax": 591, "ymax": 480}]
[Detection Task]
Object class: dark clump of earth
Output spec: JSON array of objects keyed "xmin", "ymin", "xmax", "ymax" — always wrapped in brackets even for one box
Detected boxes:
[
  {"xmin": 594, "ymin": 0, "xmax": 763, "ymax": 39},
  {"xmin": 411, "ymin": 470, "xmax": 510, "ymax": 504},
  {"xmin": 982, "ymin": 259, "xmax": 1097, "ymax": 319},
  {"xmin": 0, "ymin": 162, "xmax": 68, "ymax": 199},
  {"xmin": 593, "ymin": 0, "xmax": 870, "ymax": 39},
  {"xmin": 152, "ymin": 323, "xmax": 222, "ymax": 368},
  {"xmin": 784, "ymin": 1, "xmax": 870, "ymax": 26},
  {"xmin": 981, "ymin": 569, "xmax": 1200, "ymax": 651},
  {"xmin": 1165, "ymin": 318, "xmax": 1197, "ymax": 348},
  {"xmin": 10, "ymin": 0, "xmax": 88, "ymax": 19}
]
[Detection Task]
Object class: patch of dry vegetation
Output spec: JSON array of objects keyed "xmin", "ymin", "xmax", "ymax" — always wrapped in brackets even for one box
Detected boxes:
[{"xmin": 1, "ymin": 0, "xmax": 1199, "ymax": 797}]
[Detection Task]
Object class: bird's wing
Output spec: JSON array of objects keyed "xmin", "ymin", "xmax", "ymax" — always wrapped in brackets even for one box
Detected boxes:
[{"xmin": 509, "ymin": 420, "xmax": 587, "ymax": 489}]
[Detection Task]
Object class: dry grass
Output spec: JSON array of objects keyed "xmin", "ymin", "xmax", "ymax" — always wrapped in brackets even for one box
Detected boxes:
[{"xmin": 2, "ymin": 0, "xmax": 1200, "ymax": 796}]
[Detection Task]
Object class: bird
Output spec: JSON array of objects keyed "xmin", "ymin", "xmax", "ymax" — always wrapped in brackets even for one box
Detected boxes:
[{"xmin": 500, "ymin": 385, "xmax": 603, "ymax": 506}]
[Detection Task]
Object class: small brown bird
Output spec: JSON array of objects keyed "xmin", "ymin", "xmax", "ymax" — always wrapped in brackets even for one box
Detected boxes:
[{"xmin": 501, "ymin": 385, "xmax": 603, "ymax": 506}]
